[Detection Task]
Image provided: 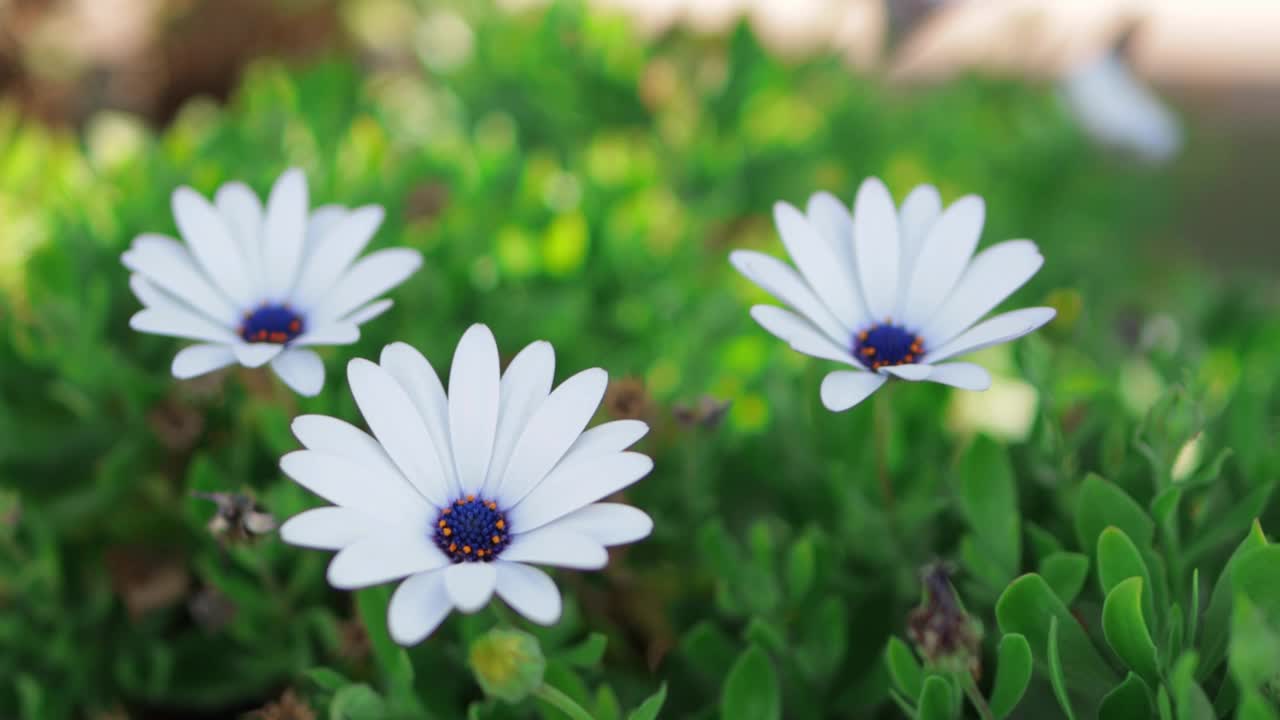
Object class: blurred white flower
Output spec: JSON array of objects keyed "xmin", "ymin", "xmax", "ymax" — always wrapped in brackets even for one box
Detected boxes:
[
  {"xmin": 123, "ymin": 168, "xmax": 421, "ymax": 396},
  {"xmin": 279, "ymin": 325, "xmax": 655, "ymax": 645},
  {"xmin": 1060, "ymin": 44, "xmax": 1183, "ymax": 163},
  {"xmin": 731, "ymin": 177, "xmax": 1055, "ymax": 412}
]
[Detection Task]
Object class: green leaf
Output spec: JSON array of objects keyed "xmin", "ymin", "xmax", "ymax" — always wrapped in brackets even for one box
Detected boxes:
[
  {"xmin": 1096, "ymin": 527, "xmax": 1157, "ymax": 631},
  {"xmin": 1102, "ymin": 577, "xmax": 1160, "ymax": 684},
  {"xmin": 988, "ymin": 634, "xmax": 1032, "ymax": 719},
  {"xmin": 957, "ymin": 436, "xmax": 1020, "ymax": 583},
  {"xmin": 797, "ymin": 596, "xmax": 847, "ymax": 681},
  {"xmin": 885, "ymin": 636, "xmax": 924, "ymax": 700},
  {"xmin": 1074, "ymin": 475, "xmax": 1154, "ymax": 554},
  {"xmin": 1169, "ymin": 652, "xmax": 1213, "ymax": 720},
  {"xmin": 996, "ymin": 574, "xmax": 1116, "ymax": 715},
  {"xmin": 1098, "ymin": 673, "xmax": 1153, "ymax": 720},
  {"xmin": 786, "ymin": 535, "xmax": 817, "ymax": 600},
  {"xmin": 1047, "ymin": 617, "xmax": 1077, "ymax": 720},
  {"xmin": 355, "ymin": 586, "xmax": 415, "ymax": 697},
  {"xmin": 1027, "ymin": 522, "xmax": 1064, "ymax": 562},
  {"xmin": 1199, "ymin": 520, "xmax": 1268, "ymax": 678},
  {"xmin": 329, "ymin": 684, "xmax": 388, "ymax": 720},
  {"xmin": 626, "ymin": 683, "xmax": 667, "ymax": 720},
  {"xmin": 1040, "ymin": 552, "xmax": 1090, "ymax": 606},
  {"xmin": 1231, "ymin": 545, "xmax": 1280, "ymax": 622},
  {"xmin": 303, "ymin": 667, "xmax": 350, "ymax": 692},
  {"xmin": 916, "ymin": 675, "xmax": 956, "ymax": 720},
  {"xmin": 561, "ymin": 633, "xmax": 608, "ymax": 668},
  {"xmin": 720, "ymin": 646, "xmax": 780, "ymax": 720},
  {"xmin": 1184, "ymin": 480, "xmax": 1275, "ymax": 567}
]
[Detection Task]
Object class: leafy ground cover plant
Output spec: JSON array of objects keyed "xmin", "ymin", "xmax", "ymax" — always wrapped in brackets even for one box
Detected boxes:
[{"xmin": 2, "ymin": 2, "xmax": 1277, "ymax": 719}]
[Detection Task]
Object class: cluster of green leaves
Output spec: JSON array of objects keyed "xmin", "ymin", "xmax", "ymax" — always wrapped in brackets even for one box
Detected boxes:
[{"xmin": 2, "ymin": 1, "xmax": 1277, "ymax": 718}]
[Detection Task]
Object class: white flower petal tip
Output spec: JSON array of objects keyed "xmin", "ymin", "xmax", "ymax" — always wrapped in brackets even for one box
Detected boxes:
[
  {"xmin": 732, "ymin": 176, "xmax": 1052, "ymax": 410},
  {"xmin": 820, "ymin": 370, "xmax": 887, "ymax": 412},
  {"xmin": 126, "ymin": 169, "xmax": 418, "ymax": 395},
  {"xmin": 280, "ymin": 330, "xmax": 653, "ymax": 632}
]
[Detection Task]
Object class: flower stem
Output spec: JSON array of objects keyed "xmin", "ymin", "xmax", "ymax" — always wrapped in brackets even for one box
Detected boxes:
[
  {"xmin": 961, "ymin": 673, "xmax": 995, "ymax": 720},
  {"xmin": 873, "ymin": 384, "xmax": 896, "ymax": 511},
  {"xmin": 534, "ymin": 684, "xmax": 596, "ymax": 720}
]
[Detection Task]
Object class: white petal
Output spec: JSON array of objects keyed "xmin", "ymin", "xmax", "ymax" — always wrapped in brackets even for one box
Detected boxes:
[
  {"xmin": 502, "ymin": 526, "xmax": 608, "ymax": 570},
  {"xmin": 292, "ymin": 205, "xmax": 385, "ymax": 310},
  {"xmin": 123, "ymin": 235, "xmax": 239, "ymax": 325},
  {"xmin": 559, "ymin": 420, "xmax": 648, "ymax": 467},
  {"xmin": 925, "ymin": 307, "xmax": 1057, "ymax": 364},
  {"xmin": 378, "ymin": 342, "xmax": 459, "ymax": 498},
  {"xmin": 900, "ymin": 195, "xmax": 985, "ymax": 329},
  {"xmin": 449, "ymin": 325, "xmax": 501, "ymax": 495},
  {"xmin": 819, "ymin": 370, "xmax": 887, "ymax": 412},
  {"xmin": 271, "ymin": 349, "xmax": 325, "ymax": 396},
  {"xmin": 128, "ymin": 274, "xmax": 168, "ymax": 309},
  {"xmin": 172, "ymin": 343, "xmax": 236, "ymax": 379},
  {"xmin": 482, "ymin": 340, "xmax": 555, "ymax": 495},
  {"xmin": 279, "ymin": 449, "xmax": 435, "ymax": 527},
  {"xmin": 293, "ymin": 322, "xmax": 360, "ymax": 347},
  {"xmin": 509, "ymin": 452, "xmax": 653, "ymax": 534},
  {"xmin": 308, "ymin": 205, "xmax": 348, "ymax": 246},
  {"xmin": 806, "ymin": 192, "xmax": 860, "ymax": 298},
  {"xmin": 493, "ymin": 368, "xmax": 608, "ymax": 507},
  {"xmin": 773, "ymin": 201, "xmax": 863, "ymax": 331},
  {"xmin": 495, "ymin": 562, "xmax": 562, "ymax": 625},
  {"xmin": 347, "ymin": 358, "xmax": 453, "ymax": 507},
  {"xmin": 327, "ymin": 530, "xmax": 448, "ymax": 589},
  {"xmin": 750, "ymin": 305, "xmax": 859, "ymax": 367},
  {"xmin": 729, "ymin": 250, "xmax": 849, "ymax": 344},
  {"xmin": 214, "ymin": 181, "xmax": 265, "ymax": 296},
  {"xmin": 920, "ymin": 240, "xmax": 1043, "ymax": 346},
  {"xmin": 172, "ymin": 187, "xmax": 254, "ymax": 308},
  {"xmin": 444, "ymin": 562, "xmax": 498, "ymax": 613},
  {"xmin": 291, "ymin": 414, "xmax": 437, "ymax": 510},
  {"xmin": 342, "ymin": 299, "xmax": 394, "ymax": 326},
  {"xmin": 130, "ymin": 308, "xmax": 237, "ymax": 344},
  {"xmin": 310, "ymin": 248, "xmax": 423, "ymax": 324},
  {"xmin": 553, "ymin": 503, "xmax": 653, "ymax": 547},
  {"xmin": 262, "ymin": 168, "xmax": 309, "ymax": 302},
  {"xmin": 280, "ymin": 506, "xmax": 381, "ymax": 549},
  {"xmin": 897, "ymin": 184, "xmax": 942, "ymax": 301},
  {"xmin": 233, "ymin": 342, "xmax": 282, "ymax": 368},
  {"xmin": 387, "ymin": 570, "xmax": 452, "ymax": 646},
  {"xmin": 927, "ymin": 362, "xmax": 992, "ymax": 391},
  {"xmin": 880, "ymin": 364, "xmax": 932, "ymax": 381},
  {"xmin": 852, "ymin": 177, "xmax": 901, "ymax": 321}
]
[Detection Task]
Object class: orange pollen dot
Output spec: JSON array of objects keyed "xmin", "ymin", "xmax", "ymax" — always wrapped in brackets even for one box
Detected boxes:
[
  {"xmin": 476, "ymin": 549, "xmax": 485, "ymax": 557},
  {"xmin": 466, "ymin": 494, "xmax": 475, "ymax": 502},
  {"xmin": 442, "ymin": 508, "xmax": 451, "ymax": 514},
  {"xmin": 449, "ymin": 543, "xmax": 457, "ymax": 552},
  {"xmin": 442, "ymin": 528, "xmax": 451, "ymax": 536},
  {"xmin": 487, "ymin": 502, "xmax": 497, "ymax": 510},
  {"xmin": 857, "ymin": 331, "xmax": 868, "ymax": 342},
  {"xmin": 496, "ymin": 520, "xmax": 505, "ymax": 529},
  {"xmin": 438, "ymin": 520, "xmax": 446, "ymax": 527},
  {"xmin": 492, "ymin": 535, "xmax": 501, "ymax": 544},
  {"xmin": 462, "ymin": 546, "xmax": 471, "ymax": 554},
  {"xmin": 861, "ymin": 347, "xmax": 876, "ymax": 356}
]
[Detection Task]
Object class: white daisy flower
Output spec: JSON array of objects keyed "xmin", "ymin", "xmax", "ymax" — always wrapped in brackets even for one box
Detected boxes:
[
  {"xmin": 731, "ymin": 177, "xmax": 1056, "ymax": 412},
  {"xmin": 122, "ymin": 168, "xmax": 422, "ymax": 396},
  {"xmin": 278, "ymin": 325, "xmax": 655, "ymax": 645}
]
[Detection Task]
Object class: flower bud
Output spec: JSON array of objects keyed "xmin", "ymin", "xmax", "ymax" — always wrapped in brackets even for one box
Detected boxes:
[{"xmin": 469, "ymin": 628, "xmax": 546, "ymax": 703}]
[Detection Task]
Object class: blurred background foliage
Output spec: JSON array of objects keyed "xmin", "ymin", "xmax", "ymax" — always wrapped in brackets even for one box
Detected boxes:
[{"xmin": 2, "ymin": 0, "xmax": 1279, "ymax": 718}]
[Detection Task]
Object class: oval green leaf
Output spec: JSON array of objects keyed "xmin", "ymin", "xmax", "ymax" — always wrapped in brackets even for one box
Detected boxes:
[
  {"xmin": 916, "ymin": 675, "xmax": 955, "ymax": 720},
  {"xmin": 1098, "ymin": 673, "xmax": 1153, "ymax": 720},
  {"xmin": 720, "ymin": 646, "xmax": 780, "ymax": 720},
  {"xmin": 1101, "ymin": 577, "xmax": 1160, "ymax": 684},
  {"xmin": 989, "ymin": 634, "xmax": 1032, "ymax": 719},
  {"xmin": 885, "ymin": 636, "xmax": 924, "ymax": 700}
]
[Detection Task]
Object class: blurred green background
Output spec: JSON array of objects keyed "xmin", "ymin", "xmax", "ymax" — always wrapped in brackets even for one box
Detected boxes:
[{"xmin": 2, "ymin": 1, "xmax": 1279, "ymax": 719}]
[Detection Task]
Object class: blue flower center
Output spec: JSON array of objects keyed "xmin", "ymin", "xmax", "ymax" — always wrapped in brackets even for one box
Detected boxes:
[
  {"xmin": 434, "ymin": 495, "xmax": 509, "ymax": 563},
  {"xmin": 853, "ymin": 323, "xmax": 925, "ymax": 370},
  {"xmin": 240, "ymin": 304, "xmax": 305, "ymax": 344}
]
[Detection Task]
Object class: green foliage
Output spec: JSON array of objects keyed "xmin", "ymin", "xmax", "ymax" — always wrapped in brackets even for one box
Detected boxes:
[{"xmin": 2, "ymin": 1, "xmax": 1279, "ymax": 718}]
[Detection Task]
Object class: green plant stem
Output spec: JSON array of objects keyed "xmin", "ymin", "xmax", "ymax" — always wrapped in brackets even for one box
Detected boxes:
[
  {"xmin": 873, "ymin": 384, "xmax": 895, "ymax": 511},
  {"xmin": 534, "ymin": 684, "xmax": 596, "ymax": 720},
  {"xmin": 961, "ymin": 674, "xmax": 995, "ymax": 720}
]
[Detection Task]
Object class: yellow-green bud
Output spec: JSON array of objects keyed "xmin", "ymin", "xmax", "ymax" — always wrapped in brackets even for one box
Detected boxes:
[{"xmin": 469, "ymin": 628, "xmax": 546, "ymax": 703}]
